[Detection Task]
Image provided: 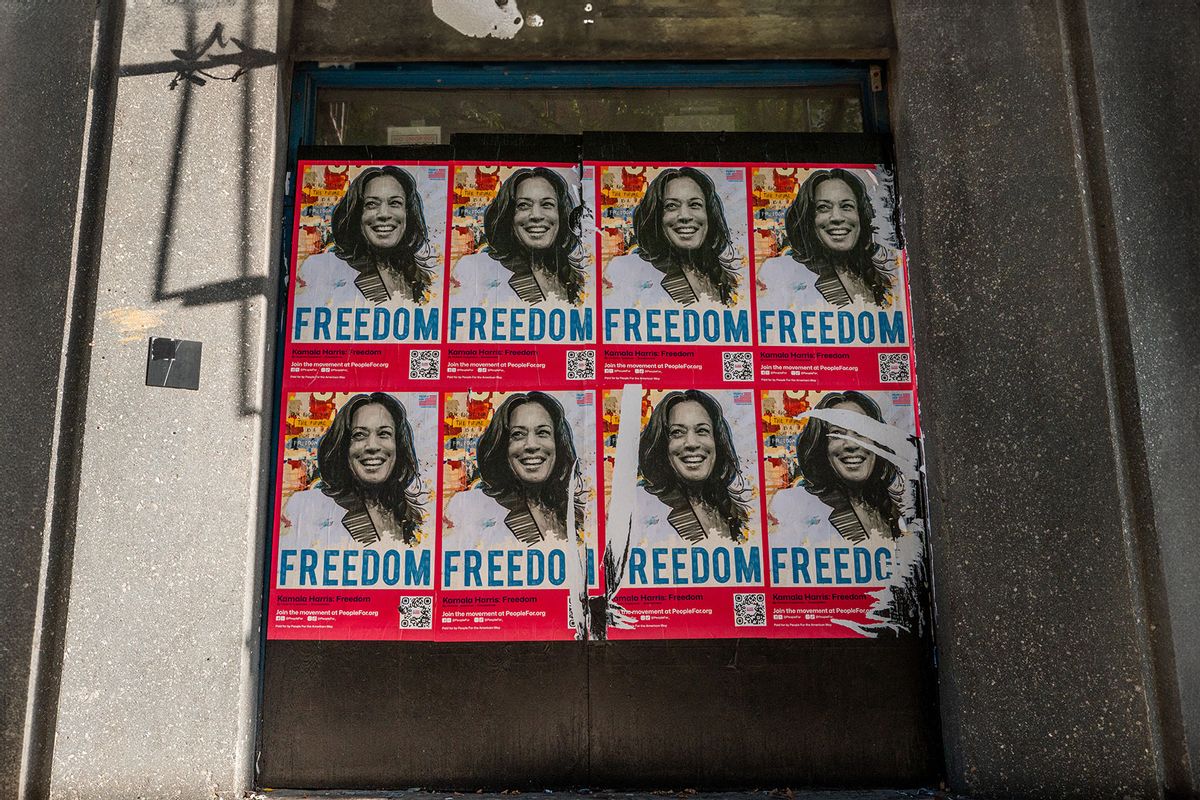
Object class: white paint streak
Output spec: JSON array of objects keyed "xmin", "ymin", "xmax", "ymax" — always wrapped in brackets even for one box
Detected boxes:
[
  {"xmin": 432, "ymin": 0, "xmax": 524, "ymax": 39},
  {"xmin": 800, "ymin": 407, "xmax": 928, "ymax": 637}
]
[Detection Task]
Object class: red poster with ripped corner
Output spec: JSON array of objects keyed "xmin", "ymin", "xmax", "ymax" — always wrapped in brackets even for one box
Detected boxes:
[{"xmin": 265, "ymin": 150, "xmax": 928, "ymax": 642}]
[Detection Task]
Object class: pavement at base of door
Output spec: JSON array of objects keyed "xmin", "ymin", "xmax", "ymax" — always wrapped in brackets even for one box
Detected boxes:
[{"xmin": 251, "ymin": 789, "xmax": 975, "ymax": 800}]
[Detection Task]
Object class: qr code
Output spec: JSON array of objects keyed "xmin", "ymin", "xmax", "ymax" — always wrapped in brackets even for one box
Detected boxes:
[
  {"xmin": 733, "ymin": 592, "xmax": 767, "ymax": 627},
  {"xmin": 566, "ymin": 349, "xmax": 595, "ymax": 380},
  {"xmin": 409, "ymin": 349, "xmax": 440, "ymax": 380},
  {"xmin": 878, "ymin": 352, "xmax": 911, "ymax": 383},
  {"xmin": 398, "ymin": 595, "xmax": 433, "ymax": 629},
  {"xmin": 722, "ymin": 351, "xmax": 754, "ymax": 381}
]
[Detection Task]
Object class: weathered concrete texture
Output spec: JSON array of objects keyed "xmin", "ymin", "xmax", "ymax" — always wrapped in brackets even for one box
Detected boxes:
[
  {"xmin": 291, "ymin": 0, "xmax": 893, "ymax": 61},
  {"xmin": 890, "ymin": 2, "xmax": 1162, "ymax": 798},
  {"xmin": 1081, "ymin": 2, "xmax": 1200, "ymax": 792},
  {"xmin": 46, "ymin": 1, "xmax": 286, "ymax": 798},
  {"xmin": 0, "ymin": 0, "xmax": 99, "ymax": 794}
]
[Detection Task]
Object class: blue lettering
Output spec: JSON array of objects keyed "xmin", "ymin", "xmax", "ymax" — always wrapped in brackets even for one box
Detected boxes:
[
  {"xmin": 278, "ymin": 550, "xmax": 297, "ymax": 586},
  {"xmin": 382, "ymin": 550, "xmax": 400, "ymax": 585},
  {"xmin": 507, "ymin": 549, "xmax": 523, "ymax": 586},
  {"xmin": 322, "ymin": 549, "xmax": 338, "ymax": 585},
  {"xmin": 464, "ymin": 550, "xmax": 483, "ymax": 587},
  {"xmin": 449, "ymin": 306, "xmax": 467, "ymax": 340},
  {"xmin": 341, "ymin": 549, "xmax": 358, "ymax": 586},
  {"xmin": 299, "ymin": 550, "xmax": 317, "ymax": 586},
  {"xmin": 629, "ymin": 548, "xmax": 647, "ymax": 584},
  {"xmin": 734, "ymin": 546, "xmax": 761, "ymax": 583},
  {"xmin": 547, "ymin": 549, "xmax": 566, "ymax": 586},
  {"xmin": 571, "ymin": 307, "xmax": 591, "ymax": 341},
  {"xmin": 712, "ymin": 547, "xmax": 731, "ymax": 583},
  {"xmin": 362, "ymin": 549, "xmax": 379, "ymax": 585},
  {"xmin": 354, "ymin": 307, "xmax": 369, "ymax": 340},
  {"xmin": 405, "ymin": 549, "xmax": 431, "ymax": 586},
  {"xmin": 314, "ymin": 307, "xmax": 331, "ymax": 340},
  {"xmin": 651, "ymin": 547, "xmax": 669, "ymax": 584},
  {"xmin": 724, "ymin": 309, "xmax": 749, "ymax": 343},
  {"xmin": 833, "ymin": 548, "xmax": 850, "ymax": 584},
  {"xmin": 605, "ymin": 308, "xmax": 619, "ymax": 340},
  {"xmin": 671, "ymin": 547, "xmax": 688, "ymax": 584},
  {"xmin": 292, "ymin": 308, "xmax": 311, "ymax": 340},
  {"xmin": 879, "ymin": 311, "xmax": 905, "ymax": 344}
]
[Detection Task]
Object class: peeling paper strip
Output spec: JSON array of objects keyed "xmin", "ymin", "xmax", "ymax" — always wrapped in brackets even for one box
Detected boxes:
[
  {"xmin": 600, "ymin": 384, "xmax": 642, "ymax": 630},
  {"xmin": 564, "ymin": 461, "xmax": 587, "ymax": 639},
  {"xmin": 800, "ymin": 409, "xmax": 917, "ymax": 469}
]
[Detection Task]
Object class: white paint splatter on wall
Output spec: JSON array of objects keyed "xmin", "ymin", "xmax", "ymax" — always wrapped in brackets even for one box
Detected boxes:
[{"xmin": 432, "ymin": 0, "xmax": 525, "ymax": 39}]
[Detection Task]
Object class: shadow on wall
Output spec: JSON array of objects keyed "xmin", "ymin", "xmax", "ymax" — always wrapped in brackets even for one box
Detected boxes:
[{"xmin": 118, "ymin": 12, "xmax": 277, "ymax": 417}]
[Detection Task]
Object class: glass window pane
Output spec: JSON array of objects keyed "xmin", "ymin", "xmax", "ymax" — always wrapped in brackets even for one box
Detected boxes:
[{"xmin": 313, "ymin": 86, "xmax": 863, "ymax": 145}]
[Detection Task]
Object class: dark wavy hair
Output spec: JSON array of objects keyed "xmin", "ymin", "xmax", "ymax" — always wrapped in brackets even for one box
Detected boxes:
[
  {"xmin": 476, "ymin": 392, "xmax": 586, "ymax": 536},
  {"xmin": 794, "ymin": 390, "xmax": 901, "ymax": 536},
  {"xmin": 483, "ymin": 167, "xmax": 587, "ymax": 305},
  {"xmin": 638, "ymin": 389, "xmax": 750, "ymax": 542},
  {"xmin": 329, "ymin": 165, "xmax": 436, "ymax": 303},
  {"xmin": 316, "ymin": 392, "xmax": 424, "ymax": 545},
  {"xmin": 631, "ymin": 167, "xmax": 739, "ymax": 305},
  {"xmin": 783, "ymin": 168, "xmax": 894, "ymax": 306}
]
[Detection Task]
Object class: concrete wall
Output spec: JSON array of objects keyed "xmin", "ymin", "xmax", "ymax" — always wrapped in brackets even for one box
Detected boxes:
[
  {"xmin": 891, "ymin": 1, "xmax": 1196, "ymax": 797},
  {"xmin": 38, "ymin": 1, "xmax": 288, "ymax": 798},
  {"xmin": 1080, "ymin": 2, "xmax": 1200, "ymax": 792},
  {"xmin": 0, "ymin": 1, "xmax": 110, "ymax": 796},
  {"xmin": 2, "ymin": 0, "xmax": 1195, "ymax": 797}
]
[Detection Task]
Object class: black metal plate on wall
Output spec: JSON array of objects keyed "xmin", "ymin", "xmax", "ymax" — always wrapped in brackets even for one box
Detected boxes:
[
  {"xmin": 258, "ymin": 638, "xmax": 939, "ymax": 789},
  {"xmin": 258, "ymin": 641, "xmax": 589, "ymax": 789}
]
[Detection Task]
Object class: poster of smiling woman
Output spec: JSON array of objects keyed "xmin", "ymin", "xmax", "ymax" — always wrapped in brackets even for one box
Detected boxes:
[
  {"xmin": 752, "ymin": 165, "xmax": 908, "ymax": 350},
  {"xmin": 760, "ymin": 388, "xmax": 926, "ymax": 638},
  {"xmin": 598, "ymin": 164, "xmax": 751, "ymax": 348},
  {"xmin": 446, "ymin": 163, "xmax": 595, "ymax": 345},
  {"xmin": 599, "ymin": 386, "xmax": 766, "ymax": 640},
  {"xmin": 290, "ymin": 161, "xmax": 449, "ymax": 345},
  {"xmin": 440, "ymin": 389, "xmax": 598, "ymax": 641},
  {"xmin": 269, "ymin": 391, "xmax": 440, "ymax": 640}
]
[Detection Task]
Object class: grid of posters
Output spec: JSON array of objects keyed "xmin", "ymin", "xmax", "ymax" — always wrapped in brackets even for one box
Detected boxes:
[{"xmin": 267, "ymin": 145, "xmax": 926, "ymax": 642}]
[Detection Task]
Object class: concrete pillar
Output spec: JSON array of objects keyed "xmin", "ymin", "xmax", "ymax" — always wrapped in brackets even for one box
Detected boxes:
[
  {"xmin": 0, "ymin": 1, "xmax": 110, "ymax": 796},
  {"xmin": 1078, "ymin": 1, "xmax": 1200, "ymax": 793},
  {"xmin": 891, "ymin": 1, "xmax": 1190, "ymax": 797},
  {"xmin": 45, "ymin": 2, "xmax": 287, "ymax": 797}
]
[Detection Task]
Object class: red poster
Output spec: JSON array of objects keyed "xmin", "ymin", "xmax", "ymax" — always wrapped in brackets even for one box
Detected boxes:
[{"xmin": 265, "ymin": 154, "xmax": 927, "ymax": 642}]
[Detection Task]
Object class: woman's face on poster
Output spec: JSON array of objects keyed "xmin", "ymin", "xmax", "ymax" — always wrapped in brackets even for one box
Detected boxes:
[
  {"xmin": 666, "ymin": 400, "xmax": 716, "ymax": 484},
  {"xmin": 507, "ymin": 401, "xmax": 557, "ymax": 485},
  {"xmin": 513, "ymin": 176, "xmax": 560, "ymax": 252},
  {"xmin": 348, "ymin": 402, "xmax": 397, "ymax": 486},
  {"xmin": 661, "ymin": 176, "xmax": 708, "ymax": 252},
  {"xmin": 813, "ymin": 178, "xmax": 860, "ymax": 253},
  {"xmin": 359, "ymin": 174, "xmax": 408, "ymax": 250},
  {"xmin": 825, "ymin": 400, "xmax": 876, "ymax": 487}
]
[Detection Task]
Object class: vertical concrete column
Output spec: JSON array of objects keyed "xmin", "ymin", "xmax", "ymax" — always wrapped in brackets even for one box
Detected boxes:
[
  {"xmin": 1078, "ymin": 2, "xmax": 1200, "ymax": 793},
  {"xmin": 0, "ymin": 1, "xmax": 106, "ymax": 795},
  {"xmin": 891, "ymin": 2, "xmax": 1165, "ymax": 797},
  {"xmin": 47, "ymin": 1, "xmax": 286, "ymax": 797}
]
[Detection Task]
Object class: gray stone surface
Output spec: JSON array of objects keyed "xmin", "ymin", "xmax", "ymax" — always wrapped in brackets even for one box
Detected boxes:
[
  {"xmin": 890, "ymin": 1, "xmax": 1166, "ymax": 798},
  {"xmin": 290, "ymin": 0, "xmax": 893, "ymax": 62},
  {"xmin": 1081, "ymin": 2, "xmax": 1200, "ymax": 792},
  {"xmin": 46, "ymin": 1, "xmax": 286, "ymax": 797},
  {"xmin": 0, "ymin": 0, "xmax": 101, "ymax": 795}
]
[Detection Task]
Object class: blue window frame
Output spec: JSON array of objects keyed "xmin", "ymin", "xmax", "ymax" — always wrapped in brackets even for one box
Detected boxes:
[{"xmin": 288, "ymin": 60, "xmax": 889, "ymax": 161}]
